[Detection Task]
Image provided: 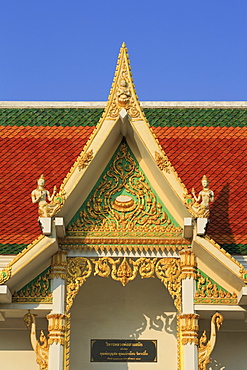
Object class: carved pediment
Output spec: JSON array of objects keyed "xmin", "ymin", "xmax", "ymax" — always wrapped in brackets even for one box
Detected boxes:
[{"xmin": 67, "ymin": 141, "xmax": 182, "ymax": 239}]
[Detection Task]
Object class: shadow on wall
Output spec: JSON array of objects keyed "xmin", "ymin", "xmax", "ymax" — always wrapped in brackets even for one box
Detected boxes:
[
  {"xmin": 208, "ymin": 183, "xmax": 235, "ymax": 245},
  {"xmin": 129, "ymin": 312, "xmax": 177, "ymax": 339},
  {"xmin": 69, "ymin": 274, "xmax": 177, "ymax": 370},
  {"xmin": 208, "ymin": 360, "xmax": 226, "ymax": 370}
]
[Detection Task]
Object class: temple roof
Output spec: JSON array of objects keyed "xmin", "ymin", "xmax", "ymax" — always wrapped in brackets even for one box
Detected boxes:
[
  {"xmin": 1, "ymin": 43, "xmax": 247, "ymax": 257},
  {"xmin": 1, "ymin": 105, "xmax": 246, "ymax": 255}
]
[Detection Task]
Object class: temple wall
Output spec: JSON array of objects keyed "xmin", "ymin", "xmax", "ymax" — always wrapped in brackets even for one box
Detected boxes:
[
  {"xmin": 0, "ymin": 318, "xmax": 47, "ymax": 370},
  {"xmin": 69, "ymin": 274, "xmax": 178, "ymax": 370},
  {"xmin": 200, "ymin": 319, "xmax": 247, "ymax": 370},
  {"xmin": 0, "ymin": 329, "xmax": 39, "ymax": 369},
  {"xmin": 210, "ymin": 331, "xmax": 247, "ymax": 369}
]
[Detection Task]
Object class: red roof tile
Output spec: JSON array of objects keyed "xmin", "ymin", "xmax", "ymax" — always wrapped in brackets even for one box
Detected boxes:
[
  {"xmin": 0, "ymin": 125, "xmax": 95, "ymax": 245},
  {"xmin": 152, "ymin": 126, "xmax": 247, "ymax": 245}
]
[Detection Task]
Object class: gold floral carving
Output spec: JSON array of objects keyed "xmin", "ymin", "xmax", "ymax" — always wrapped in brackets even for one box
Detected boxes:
[
  {"xmin": 47, "ymin": 313, "xmax": 66, "ymax": 346},
  {"xmin": 180, "ymin": 250, "xmax": 197, "ymax": 279},
  {"xmin": 13, "ymin": 268, "xmax": 52, "ymax": 303},
  {"xmin": 104, "ymin": 43, "xmax": 142, "ymax": 120},
  {"xmin": 78, "ymin": 149, "xmax": 93, "ymax": 170},
  {"xmin": 198, "ymin": 312, "xmax": 224, "ymax": 370},
  {"xmin": 67, "ymin": 141, "xmax": 182, "ymax": 238},
  {"xmin": 195, "ymin": 271, "xmax": 237, "ymax": 305},
  {"xmin": 65, "ymin": 257, "xmax": 181, "ymax": 313},
  {"xmin": 156, "ymin": 258, "xmax": 182, "ymax": 312},
  {"xmin": 23, "ymin": 312, "xmax": 49, "ymax": 370},
  {"xmin": 0, "ymin": 267, "xmax": 11, "ymax": 285},
  {"xmin": 178, "ymin": 313, "xmax": 200, "ymax": 345},
  {"xmin": 50, "ymin": 250, "xmax": 67, "ymax": 280},
  {"xmin": 93, "ymin": 257, "xmax": 157, "ymax": 286},
  {"xmin": 154, "ymin": 151, "xmax": 171, "ymax": 173},
  {"xmin": 66, "ymin": 257, "xmax": 92, "ymax": 313}
]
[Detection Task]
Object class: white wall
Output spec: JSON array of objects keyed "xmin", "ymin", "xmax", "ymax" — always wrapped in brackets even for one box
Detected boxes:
[
  {"xmin": 0, "ymin": 318, "xmax": 46, "ymax": 370},
  {"xmin": 0, "ymin": 330, "xmax": 39, "ymax": 370},
  {"xmin": 69, "ymin": 274, "xmax": 178, "ymax": 370}
]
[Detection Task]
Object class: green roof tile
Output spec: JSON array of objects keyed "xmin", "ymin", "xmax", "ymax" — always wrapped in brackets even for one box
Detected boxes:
[
  {"xmin": 1, "ymin": 107, "xmax": 247, "ymax": 128},
  {"xmin": 220, "ymin": 244, "xmax": 247, "ymax": 255},
  {"xmin": 143, "ymin": 108, "xmax": 247, "ymax": 127},
  {"xmin": 0, "ymin": 244, "xmax": 28, "ymax": 255},
  {"xmin": 0, "ymin": 108, "xmax": 104, "ymax": 127}
]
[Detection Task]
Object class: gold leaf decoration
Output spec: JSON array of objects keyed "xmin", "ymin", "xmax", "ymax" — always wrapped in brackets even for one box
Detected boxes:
[
  {"xmin": 104, "ymin": 44, "xmax": 142, "ymax": 120},
  {"xmin": 65, "ymin": 257, "xmax": 182, "ymax": 313},
  {"xmin": 78, "ymin": 149, "xmax": 93, "ymax": 170},
  {"xmin": 13, "ymin": 268, "xmax": 52, "ymax": 303},
  {"xmin": 67, "ymin": 141, "xmax": 182, "ymax": 238},
  {"xmin": 155, "ymin": 151, "xmax": 171, "ymax": 173},
  {"xmin": 155, "ymin": 258, "xmax": 182, "ymax": 312},
  {"xmin": 195, "ymin": 270, "xmax": 237, "ymax": 305},
  {"xmin": 198, "ymin": 312, "xmax": 224, "ymax": 370},
  {"xmin": 66, "ymin": 257, "xmax": 92, "ymax": 313},
  {"xmin": 0, "ymin": 267, "xmax": 11, "ymax": 285}
]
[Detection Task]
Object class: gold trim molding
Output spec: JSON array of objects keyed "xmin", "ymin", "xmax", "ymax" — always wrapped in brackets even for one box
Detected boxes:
[
  {"xmin": 60, "ymin": 237, "xmax": 189, "ymax": 253},
  {"xmin": 65, "ymin": 313, "xmax": 71, "ymax": 370}
]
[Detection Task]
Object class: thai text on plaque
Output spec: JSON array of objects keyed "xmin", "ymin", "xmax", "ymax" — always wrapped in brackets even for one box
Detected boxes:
[{"xmin": 91, "ymin": 339, "xmax": 157, "ymax": 362}]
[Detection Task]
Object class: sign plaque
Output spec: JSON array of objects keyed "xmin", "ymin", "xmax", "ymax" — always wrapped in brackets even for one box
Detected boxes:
[{"xmin": 91, "ymin": 339, "xmax": 157, "ymax": 362}]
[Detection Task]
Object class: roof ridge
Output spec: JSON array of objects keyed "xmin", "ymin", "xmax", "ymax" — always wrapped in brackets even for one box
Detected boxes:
[{"xmin": 1, "ymin": 101, "xmax": 247, "ymax": 109}]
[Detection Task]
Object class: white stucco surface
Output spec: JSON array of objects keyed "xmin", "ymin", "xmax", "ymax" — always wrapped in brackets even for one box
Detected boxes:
[{"xmin": 70, "ymin": 274, "xmax": 177, "ymax": 370}]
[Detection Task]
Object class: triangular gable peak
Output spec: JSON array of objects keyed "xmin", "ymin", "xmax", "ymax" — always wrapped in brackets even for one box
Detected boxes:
[
  {"xmin": 103, "ymin": 42, "xmax": 144, "ymax": 121},
  {"xmin": 55, "ymin": 43, "xmax": 190, "ymax": 229},
  {"xmin": 62, "ymin": 139, "xmax": 186, "ymax": 253},
  {"xmin": 1, "ymin": 44, "xmax": 246, "ymax": 299}
]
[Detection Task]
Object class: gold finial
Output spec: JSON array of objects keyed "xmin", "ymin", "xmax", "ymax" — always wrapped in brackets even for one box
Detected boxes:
[{"xmin": 103, "ymin": 44, "xmax": 143, "ymax": 120}]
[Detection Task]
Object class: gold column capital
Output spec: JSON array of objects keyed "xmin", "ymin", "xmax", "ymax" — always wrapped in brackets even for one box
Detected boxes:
[
  {"xmin": 50, "ymin": 250, "xmax": 67, "ymax": 280},
  {"xmin": 47, "ymin": 313, "xmax": 67, "ymax": 346},
  {"xmin": 178, "ymin": 313, "xmax": 200, "ymax": 345},
  {"xmin": 180, "ymin": 249, "xmax": 197, "ymax": 279}
]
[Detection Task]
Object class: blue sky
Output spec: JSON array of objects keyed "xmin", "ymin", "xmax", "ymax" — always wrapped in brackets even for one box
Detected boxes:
[{"xmin": 0, "ymin": 0, "xmax": 247, "ymax": 101}]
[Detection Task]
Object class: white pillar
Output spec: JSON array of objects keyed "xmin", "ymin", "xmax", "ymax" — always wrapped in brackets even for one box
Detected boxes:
[
  {"xmin": 48, "ymin": 251, "xmax": 67, "ymax": 370},
  {"xmin": 179, "ymin": 250, "xmax": 199, "ymax": 370}
]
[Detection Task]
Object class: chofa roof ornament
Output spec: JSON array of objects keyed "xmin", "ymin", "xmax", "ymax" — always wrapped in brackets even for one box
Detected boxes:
[{"xmin": 184, "ymin": 175, "xmax": 214, "ymax": 219}]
